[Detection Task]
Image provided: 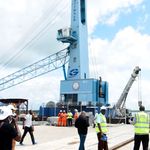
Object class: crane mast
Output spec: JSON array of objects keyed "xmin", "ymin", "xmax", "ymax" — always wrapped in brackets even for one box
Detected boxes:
[
  {"xmin": 57, "ymin": 0, "xmax": 89, "ymax": 79},
  {"xmin": 57, "ymin": 0, "xmax": 108, "ymax": 107}
]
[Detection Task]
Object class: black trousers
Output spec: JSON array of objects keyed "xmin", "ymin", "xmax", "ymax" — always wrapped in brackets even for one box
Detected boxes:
[
  {"xmin": 20, "ymin": 126, "xmax": 35, "ymax": 144},
  {"xmin": 67, "ymin": 118, "xmax": 72, "ymax": 126},
  {"xmin": 97, "ymin": 132, "xmax": 108, "ymax": 150},
  {"xmin": 133, "ymin": 134, "xmax": 149, "ymax": 150}
]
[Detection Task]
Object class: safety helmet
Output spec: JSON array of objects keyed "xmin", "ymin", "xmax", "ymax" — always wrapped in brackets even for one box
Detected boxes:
[
  {"xmin": 101, "ymin": 106, "xmax": 106, "ymax": 110},
  {"xmin": 8, "ymin": 104, "xmax": 17, "ymax": 111},
  {"xmin": 0, "ymin": 106, "xmax": 13, "ymax": 120}
]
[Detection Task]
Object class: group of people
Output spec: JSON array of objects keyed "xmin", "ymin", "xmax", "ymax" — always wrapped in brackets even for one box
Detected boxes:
[
  {"xmin": 57, "ymin": 109, "xmax": 79, "ymax": 127},
  {"xmin": 75, "ymin": 105, "xmax": 150, "ymax": 150},
  {"xmin": 0, "ymin": 104, "xmax": 36, "ymax": 150},
  {"xmin": 0, "ymin": 103, "xmax": 149, "ymax": 150}
]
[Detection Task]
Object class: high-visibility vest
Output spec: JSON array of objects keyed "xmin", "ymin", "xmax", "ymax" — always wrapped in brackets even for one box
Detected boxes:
[
  {"xmin": 95, "ymin": 113, "xmax": 108, "ymax": 134},
  {"xmin": 67, "ymin": 112, "xmax": 73, "ymax": 119},
  {"xmin": 74, "ymin": 112, "xmax": 78, "ymax": 120},
  {"xmin": 134, "ymin": 111, "xmax": 150, "ymax": 135}
]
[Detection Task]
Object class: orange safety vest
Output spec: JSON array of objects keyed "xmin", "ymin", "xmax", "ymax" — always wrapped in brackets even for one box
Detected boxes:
[{"xmin": 74, "ymin": 112, "xmax": 79, "ymax": 120}]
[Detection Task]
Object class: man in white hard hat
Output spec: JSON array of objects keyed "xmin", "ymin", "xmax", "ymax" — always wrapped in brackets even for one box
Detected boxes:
[
  {"xmin": 0, "ymin": 106, "xmax": 21, "ymax": 150},
  {"xmin": 8, "ymin": 104, "xmax": 17, "ymax": 117},
  {"xmin": 95, "ymin": 106, "xmax": 108, "ymax": 150},
  {"xmin": 8, "ymin": 104, "xmax": 18, "ymax": 150}
]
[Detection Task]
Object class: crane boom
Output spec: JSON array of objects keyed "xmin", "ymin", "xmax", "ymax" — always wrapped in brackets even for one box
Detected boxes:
[
  {"xmin": 0, "ymin": 48, "xmax": 69, "ymax": 91},
  {"xmin": 116, "ymin": 66, "xmax": 141, "ymax": 109}
]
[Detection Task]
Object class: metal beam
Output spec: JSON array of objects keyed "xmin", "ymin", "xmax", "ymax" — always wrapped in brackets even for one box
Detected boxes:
[{"xmin": 0, "ymin": 48, "xmax": 69, "ymax": 91}]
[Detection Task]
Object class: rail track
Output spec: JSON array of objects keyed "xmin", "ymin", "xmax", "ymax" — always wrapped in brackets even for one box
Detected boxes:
[{"xmin": 109, "ymin": 137, "xmax": 134, "ymax": 150}]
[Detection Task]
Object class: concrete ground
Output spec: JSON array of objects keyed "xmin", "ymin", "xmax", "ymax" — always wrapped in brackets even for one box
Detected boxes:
[{"xmin": 15, "ymin": 124, "xmax": 148, "ymax": 150}]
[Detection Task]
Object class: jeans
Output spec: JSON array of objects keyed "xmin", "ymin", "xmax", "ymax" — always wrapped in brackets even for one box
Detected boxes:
[{"xmin": 79, "ymin": 134, "xmax": 87, "ymax": 150}]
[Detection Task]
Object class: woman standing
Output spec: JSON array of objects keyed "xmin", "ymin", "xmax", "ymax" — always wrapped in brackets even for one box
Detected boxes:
[{"xmin": 75, "ymin": 111, "xmax": 89, "ymax": 150}]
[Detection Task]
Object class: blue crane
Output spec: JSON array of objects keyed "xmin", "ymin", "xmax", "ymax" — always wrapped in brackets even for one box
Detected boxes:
[
  {"xmin": 0, "ymin": 0, "xmax": 109, "ymax": 110},
  {"xmin": 57, "ymin": 0, "xmax": 108, "ymax": 108}
]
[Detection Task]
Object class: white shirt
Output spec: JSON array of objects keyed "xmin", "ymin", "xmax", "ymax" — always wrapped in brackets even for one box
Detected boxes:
[
  {"xmin": 24, "ymin": 114, "xmax": 33, "ymax": 127},
  {"xmin": 96, "ymin": 113, "xmax": 103, "ymax": 124},
  {"xmin": 94, "ymin": 112, "xmax": 99, "ymax": 123}
]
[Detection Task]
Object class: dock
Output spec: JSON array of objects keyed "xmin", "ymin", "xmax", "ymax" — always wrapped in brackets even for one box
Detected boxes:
[{"xmin": 15, "ymin": 124, "xmax": 146, "ymax": 150}]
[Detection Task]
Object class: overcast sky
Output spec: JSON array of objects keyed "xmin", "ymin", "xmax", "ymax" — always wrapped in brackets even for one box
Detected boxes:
[{"xmin": 0, "ymin": 0, "xmax": 150, "ymax": 110}]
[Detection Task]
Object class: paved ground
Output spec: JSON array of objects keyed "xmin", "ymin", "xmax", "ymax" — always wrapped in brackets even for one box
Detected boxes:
[{"xmin": 15, "ymin": 123, "xmax": 148, "ymax": 150}]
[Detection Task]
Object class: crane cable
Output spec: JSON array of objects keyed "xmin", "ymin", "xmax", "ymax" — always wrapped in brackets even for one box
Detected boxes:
[
  {"xmin": 88, "ymin": 38, "xmax": 99, "ymax": 79},
  {"xmin": 0, "ymin": 0, "xmax": 70, "ymax": 71}
]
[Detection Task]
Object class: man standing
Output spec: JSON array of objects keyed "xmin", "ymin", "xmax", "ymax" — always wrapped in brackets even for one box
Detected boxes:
[
  {"xmin": 67, "ymin": 110, "xmax": 73, "ymax": 126},
  {"xmin": 95, "ymin": 106, "xmax": 108, "ymax": 150},
  {"xmin": 130, "ymin": 105, "xmax": 150, "ymax": 150},
  {"xmin": 20, "ymin": 110, "xmax": 36, "ymax": 145},
  {"xmin": 62, "ymin": 110, "xmax": 67, "ymax": 127},
  {"xmin": 75, "ymin": 111, "xmax": 89, "ymax": 150},
  {"xmin": 8, "ymin": 104, "xmax": 18, "ymax": 150},
  {"xmin": 74, "ymin": 109, "xmax": 79, "ymax": 121},
  {"xmin": 0, "ymin": 106, "xmax": 21, "ymax": 150},
  {"xmin": 57, "ymin": 110, "xmax": 63, "ymax": 126}
]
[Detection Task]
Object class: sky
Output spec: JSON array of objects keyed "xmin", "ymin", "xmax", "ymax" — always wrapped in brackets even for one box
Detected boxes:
[{"xmin": 0, "ymin": 0, "xmax": 150, "ymax": 110}]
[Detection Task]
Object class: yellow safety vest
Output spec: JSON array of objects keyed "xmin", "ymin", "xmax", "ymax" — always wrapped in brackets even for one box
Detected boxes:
[
  {"xmin": 134, "ymin": 111, "xmax": 150, "ymax": 135},
  {"xmin": 67, "ymin": 112, "xmax": 73, "ymax": 119},
  {"xmin": 95, "ymin": 113, "xmax": 108, "ymax": 134}
]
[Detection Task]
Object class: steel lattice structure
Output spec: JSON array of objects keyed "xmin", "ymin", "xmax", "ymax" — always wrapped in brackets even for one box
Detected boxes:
[{"xmin": 0, "ymin": 48, "xmax": 69, "ymax": 91}]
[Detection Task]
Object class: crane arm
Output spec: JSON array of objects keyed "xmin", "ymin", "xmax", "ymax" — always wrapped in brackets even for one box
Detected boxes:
[
  {"xmin": 115, "ymin": 66, "xmax": 141, "ymax": 109},
  {"xmin": 0, "ymin": 48, "xmax": 69, "ymax": 91}
]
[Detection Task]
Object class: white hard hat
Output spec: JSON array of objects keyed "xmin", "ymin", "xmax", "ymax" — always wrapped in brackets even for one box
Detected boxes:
[
  {"xmin": 101, "ymin": 106, "xmax": 106, "ymax": 110},
  {"xmin": 8, "ymin": 104, "xmax": 17, "ymax": 110},
  {"xmin": 74, "ymin": 109, "xmax": 78, "ymax": 112},
  {"xmin": 0, "ymin": 106, "xmax": 13, "ymax": 120}
]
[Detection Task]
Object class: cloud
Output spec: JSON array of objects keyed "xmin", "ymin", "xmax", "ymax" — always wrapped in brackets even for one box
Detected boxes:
[
  {"xmin": 89, "ymin": 26, "xmax": 150, "ymax": 109},
  {"xmin": 0, "ymin": 0, "xmax": 149, "ymax": 110},
  {"xmin": 0, "ymin": 70, "xmax": 63, "ymax": 109},
  {"xmin": 87, "ymin": 0, "xmax": 144, "ymax": 33},
  {"xmin": 0, "ymin": 0, "xmax": 70, "ymax": 68}
]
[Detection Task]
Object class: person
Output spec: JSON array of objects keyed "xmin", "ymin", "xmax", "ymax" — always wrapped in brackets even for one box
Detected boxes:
[
  {"xmin": 8, "ymin": 104, "xmax": 17, "ymax": 116},
  {"xmin": 57, "ymin": 110, "xmax": 63, "ymax": 126},
  {"xmin": 93, "ymin": 110, "xmax": 98, "ymax": 128},
  {"xmin": 0, "ymin": 106, "xmax": 21, "ymax": 150},
  {"xmin": 62, "ymin": 110, "xmax": 67, "ymax": 127},
  {"xmin": 20, "ymin": 110, "xmax": 36, "ymax": 145},
  {"xmin": 67, "ymin": 110, "xmax": 73, "ymax": 126},
  {"xmin": 75, "ymin": 111, "xmax": 89, "ymax": 150},
  {"xmin": 74, "ymin": 109, "xmax": 79, "ymax": 121},
  {"xmin": 130, "ymin": 105, "xmax": 150, "ymax": 150},
  {"xmin": 8, "ymin": 104, "xmax": 18, "ymax": 150},
  {"xmin": 95, "ymin": 106, "xmax": 108, "ymax": 150}
]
